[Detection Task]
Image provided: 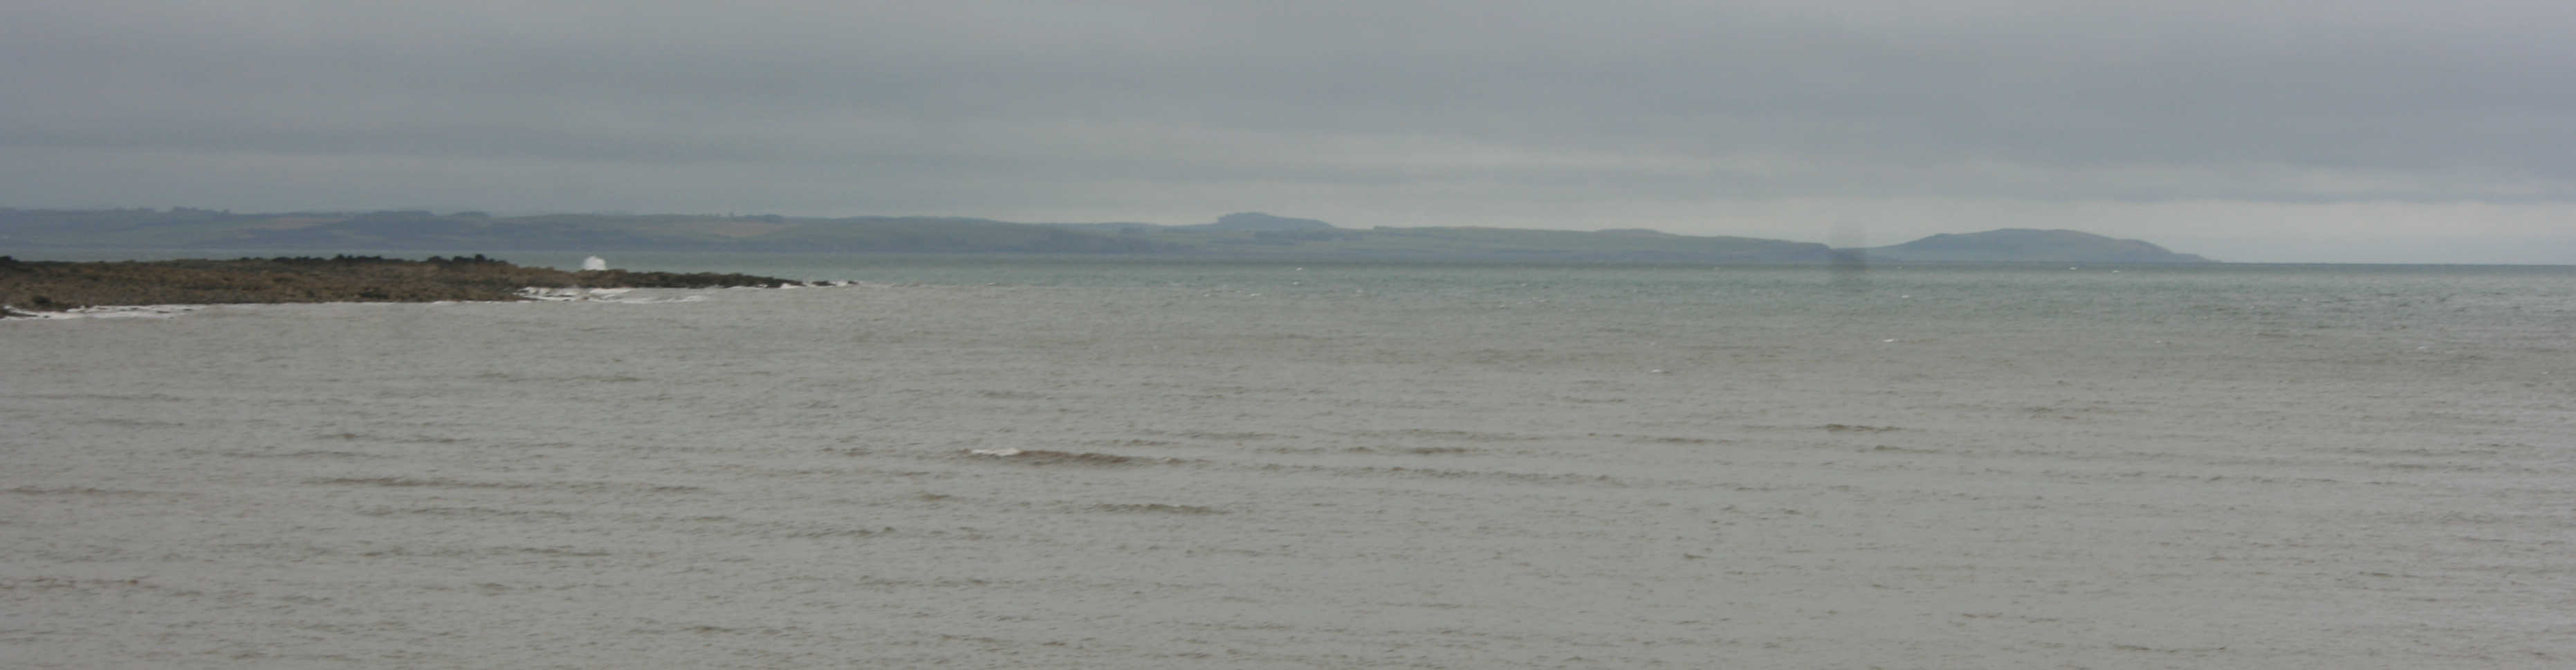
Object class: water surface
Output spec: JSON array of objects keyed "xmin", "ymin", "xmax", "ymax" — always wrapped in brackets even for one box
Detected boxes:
[{"xmin": 6, "ymin": 259, "xmax": 2572, "ymax": 668}]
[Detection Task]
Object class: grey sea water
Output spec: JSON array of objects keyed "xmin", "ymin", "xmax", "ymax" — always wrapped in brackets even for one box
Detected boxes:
[{"xmin": 6, "ymin": 257, "xmax": 2574, "ymax": 668}]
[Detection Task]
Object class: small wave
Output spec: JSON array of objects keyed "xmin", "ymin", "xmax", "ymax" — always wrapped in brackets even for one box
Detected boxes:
[{"xmin": 2, "ymin": 304, "xmax": 205, "ymax": 319}]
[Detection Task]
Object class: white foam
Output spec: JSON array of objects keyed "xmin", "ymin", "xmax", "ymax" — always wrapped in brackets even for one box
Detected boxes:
[
  {"xmin": 3, "ymin": 305, "xmax": 205, "ymax": 320},
  {"xmin": 514, "ymin": 287, "xmax": 703, "ymax": 303}
]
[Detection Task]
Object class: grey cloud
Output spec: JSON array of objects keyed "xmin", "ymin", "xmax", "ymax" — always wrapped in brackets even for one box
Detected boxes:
[{"xmin": 4, "ymin": 1, "xmax": 2574, "ymax": 260}]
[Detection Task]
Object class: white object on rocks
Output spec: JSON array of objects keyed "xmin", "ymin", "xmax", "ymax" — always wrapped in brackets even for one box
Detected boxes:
[
  {"xmin": 516, "ymin": 287, "xmax": 643, "ymax": 301},
  {"xmin": 582, "ymin": 256, "xmax": 608, "ymax": 271}
]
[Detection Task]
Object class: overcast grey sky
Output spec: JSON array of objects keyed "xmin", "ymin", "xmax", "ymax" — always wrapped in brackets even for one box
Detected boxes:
[{"xmin": 6, "ymin": 1, "xmax": 2573, "ymax": 262}]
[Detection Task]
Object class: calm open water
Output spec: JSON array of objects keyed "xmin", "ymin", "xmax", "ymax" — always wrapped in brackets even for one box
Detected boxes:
[{"xmin": 6, "ymin": 254, "xmax": 2573, "ymax": 668}]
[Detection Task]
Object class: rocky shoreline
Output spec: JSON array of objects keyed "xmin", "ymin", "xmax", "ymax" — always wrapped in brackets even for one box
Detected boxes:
[{"xmin": 0, "ymin": 255, "xmax": 804, "ymax": 316}]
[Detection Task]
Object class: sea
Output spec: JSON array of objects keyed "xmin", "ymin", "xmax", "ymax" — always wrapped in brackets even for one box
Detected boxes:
[{"xmin": 5, "ymin": 252, "xmax": 2573, "ymax": 669}]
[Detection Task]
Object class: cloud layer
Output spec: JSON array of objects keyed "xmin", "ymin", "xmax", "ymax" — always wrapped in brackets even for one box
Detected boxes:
[{"xmin": 6, "ymin": 1, "xmax": 2573, "ymax": 261}]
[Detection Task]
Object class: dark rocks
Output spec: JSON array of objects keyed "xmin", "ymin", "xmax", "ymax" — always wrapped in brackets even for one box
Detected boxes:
[{"xmin": 0, "ymin": 256, "xmax": 802, "ymax": 311}]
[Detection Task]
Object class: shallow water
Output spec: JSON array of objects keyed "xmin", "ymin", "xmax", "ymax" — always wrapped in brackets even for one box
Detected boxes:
[{"xmin": 5, "ymin": 262, "xmax": 2573, "ymax": 668}]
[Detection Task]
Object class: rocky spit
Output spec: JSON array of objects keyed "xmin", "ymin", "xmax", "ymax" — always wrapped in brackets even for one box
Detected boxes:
[{"xmin": 0, "ymin": 255, "xmax": 805, "ymax": 316}]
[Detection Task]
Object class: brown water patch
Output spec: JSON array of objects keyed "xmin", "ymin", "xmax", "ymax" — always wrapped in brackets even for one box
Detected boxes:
[
  {"xmin": 1178, "ymin": 431, "xmax": 1281, "ymax": 441},
  {"xmin": 219, "ymin": 449, "xmax": 383, "ymax": 459},
  {"xmin": 1089, "ymin": 503, "xmax": 1224, "ymax": 514},
  {"xmin": 1356, "ymin": 428, "xmax": 1540, "ymax": 442},
  {"xmin": 356, "ymin": 506, "xmax": 578, "ymax": 520},
  {"xmin": 5, "ymin": 486, "xmax": 177, "ymax": 498},
  {"xmin": 964, "ymin": 449, "xmax": 1145, "ymax": 466},
  {"xmin": 1629, "ymin": 435, "xmax": 1730, "ymax": 444},
  {"xmin": 318, "ymin": 432, "xmax": 464, "ymax": 444},
  {"xmin": 306, "ymin": 477, "xmax": 703, "ymax": 493},
  {"xmin": 1086, "ymin": 438, "xmax": 1181, "ymax": 447},
  {"xmin": 309, "ymin": 476, "xmax": 534, "ymax": 489}
]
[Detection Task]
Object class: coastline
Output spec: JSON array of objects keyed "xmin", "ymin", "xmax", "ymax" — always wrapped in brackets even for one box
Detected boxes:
[{"xmin": 0, "ymin": 255, "xmax": 807, "ymax": 317}]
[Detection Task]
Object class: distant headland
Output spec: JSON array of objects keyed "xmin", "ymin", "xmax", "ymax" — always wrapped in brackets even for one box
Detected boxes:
[
  {"xmin": 0, "ymin": 207, "xmax": 2214, "ymax": 264},
  {"xmin": 1855, "ymin": 228, "xmax": 2209, "ymax": 264},
  {"xmin": 0, "ymin": 255, "xmax": 802, "ymax": 315}
]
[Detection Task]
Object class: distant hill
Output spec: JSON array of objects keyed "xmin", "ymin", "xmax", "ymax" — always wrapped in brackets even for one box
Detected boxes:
[
  {"xmin": 0, "ymin": 208, "xmax": 1172, "ymax": 254},
  {"xmin": 1859, "ymin": 229, "xmax": 2211, "ymax": 263},
  {"xmin": 1202, "ymin": 212, "xmax": 1335, "ymax": 231},
  {"xmin": 1, "ymin": 208, "xmax": 2207, "ymax": 264}
]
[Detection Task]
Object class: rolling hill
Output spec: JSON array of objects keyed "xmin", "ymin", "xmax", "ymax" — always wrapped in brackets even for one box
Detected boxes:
[
  {"xmin": 1, "ymin": 208, "xmax": 2211, "ymax": 264},
  {"xmin": 1859, "ymin": 228, "xmax": 2212, "ymax": 263}
]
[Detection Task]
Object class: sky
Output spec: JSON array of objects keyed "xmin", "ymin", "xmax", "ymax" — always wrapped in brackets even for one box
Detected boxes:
[{"xmin": 5, "ymin": 1, "xmax": 2573, "ymax": 263}]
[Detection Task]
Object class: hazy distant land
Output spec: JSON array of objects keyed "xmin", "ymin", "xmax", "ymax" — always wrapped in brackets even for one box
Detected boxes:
[
  {"xmin": 0, "ymin": 208, "xmax": 2211, "ymax": 264},
  {"xmin": 1859, "ymin": 228, "xmax": 2211, "ymax": 263}
]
